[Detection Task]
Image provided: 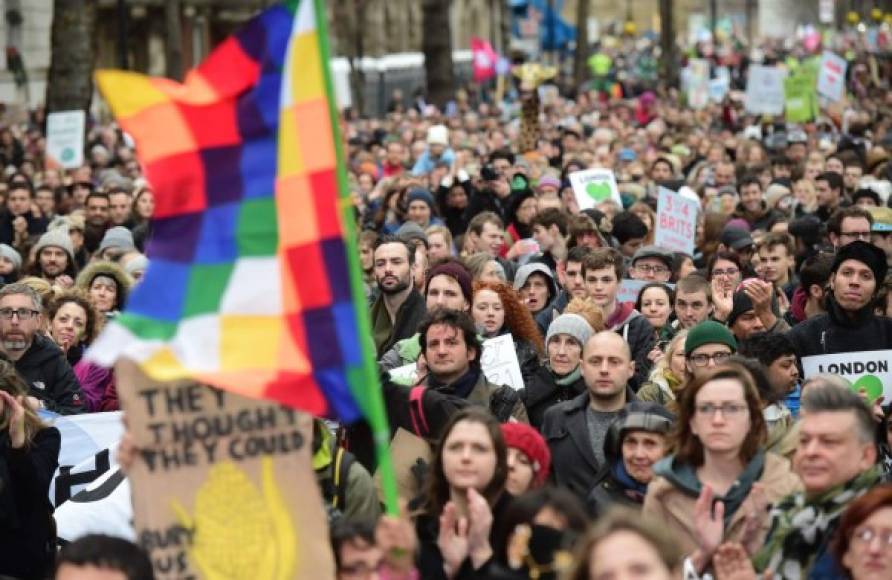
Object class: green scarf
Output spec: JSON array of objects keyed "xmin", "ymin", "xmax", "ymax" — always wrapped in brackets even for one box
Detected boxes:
[
  {"xmin": 553, "ymin": 364, "xmax": 582, "ymax": 386},
  {"xmin": 754, "ymin": 466, "xmax": 881, "ymax": 576}
]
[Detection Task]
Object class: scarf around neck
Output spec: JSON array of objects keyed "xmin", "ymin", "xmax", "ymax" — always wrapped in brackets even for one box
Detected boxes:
[
  {"xmin": 552, "ymin": 364, "xmax": 582, "ymax": 386},
  {"xmin": 754, "ymin": 466, "xmax": 881, "ymax": 577}
]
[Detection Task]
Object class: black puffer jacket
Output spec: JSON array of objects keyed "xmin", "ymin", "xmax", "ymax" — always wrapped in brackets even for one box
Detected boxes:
[
  {"xmin": 14, "ymin": 334, "xmax": 85, "ymax": 414},
  {"xmin": 520, "ymin": 365, "xmax": 586, "ymax": 430},
  {"xmin": 786, "ymin": 296, "xmax": 892, "ymax": 358}
]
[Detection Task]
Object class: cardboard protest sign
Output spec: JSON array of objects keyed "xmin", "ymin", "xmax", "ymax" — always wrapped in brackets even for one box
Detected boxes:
[
  {"xmin": 817, "ymin": 51, "xmax": 847, "ymax": 102},
  {"xmin": 784, "ymin": 72, "xmax": 818, "ymax": 123},
  {"xmin": 116, "ymin": 361, "xmax": 335, "ymax": 580},
  {"xmin": 46, "ymin": 110, "xmax": 86, "ymax": 169},
  {"xmin": 389, "ymin": 334, "xmax": 524, "ymax": 390},
  {"xmin": 801, "ymin": 350, "xmax": 892, "ymax": 402},
  {"xmin": 655, "ymin": 187, "xmax": 698, "ymax": 255},
  {"xmin": 480, "ymin": 334, "xmax": 524, "ymax": 391},
  {"xmin": 569, "ymin": 168, "xmax": 622, "ymax": 210},
  {"xmin": 745, "ymin": 65, "xmax": 787, "ymax": 115}
]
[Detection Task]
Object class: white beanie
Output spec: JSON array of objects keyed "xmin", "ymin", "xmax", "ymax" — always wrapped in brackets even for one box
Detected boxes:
[
  {"xmin": 0, "ymin": 244, "xmax": 21, "ymax": 270},
  {"xmin": 33, "ymin": 226, "xmax": 75, "ymax": 263}
]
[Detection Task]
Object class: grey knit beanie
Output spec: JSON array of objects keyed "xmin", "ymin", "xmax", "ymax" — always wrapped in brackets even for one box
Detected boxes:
[
  {"xmin": 33, "ymin": 226, "xmax": 75, "ymax": 263},
  {"xmin": 545, "ymin": 313, "xmax": 594, "ymax": 348},
  {"xmin": 0, "ymin": 244, "xmax": 21, "ymax": 270},
  {"xmin": 99, "ymin": 226, "xmax": 136, "ymax": 253}
]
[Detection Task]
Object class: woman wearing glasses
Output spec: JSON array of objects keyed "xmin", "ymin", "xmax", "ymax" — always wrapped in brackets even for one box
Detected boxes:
[{"xmin": 642, "ymin": 363, "xmax": 801, "ymax": 575}]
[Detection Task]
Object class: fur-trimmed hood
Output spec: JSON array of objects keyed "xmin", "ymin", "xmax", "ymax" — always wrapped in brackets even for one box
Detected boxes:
[{"xmin": 76, "ymin": 260, "xmax": 134, "ymax": 309}]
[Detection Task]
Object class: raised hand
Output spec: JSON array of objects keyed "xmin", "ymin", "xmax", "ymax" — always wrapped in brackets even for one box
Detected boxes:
[
  {"xmin": 714, "ymin": 542, "xmax": 760, "ymax": 580},
  {"xmin": 693, "ymin": 484, "xmax": 725, "ymax": 559},
  {"xmin": 438, "ymin": 501, "xmax": 470, "ymax": 578},
  {"xmin": 0, "ymin": 390, "xmax": 27, "ymax": 448}
]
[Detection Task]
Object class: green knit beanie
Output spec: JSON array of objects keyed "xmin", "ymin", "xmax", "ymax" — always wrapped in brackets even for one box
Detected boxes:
[{"xmin": 685, "ymin": 320, "xmax": 737, "ymax": 355}]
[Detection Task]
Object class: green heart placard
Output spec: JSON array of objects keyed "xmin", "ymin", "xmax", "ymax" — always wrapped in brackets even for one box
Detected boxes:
[
  {"xmin": 585, "ymin": 181, "xmax": 613, "ymax": 202},
  {"xmin": 852, "ymin": 374, "xmax": 883, "ymax": 402}
]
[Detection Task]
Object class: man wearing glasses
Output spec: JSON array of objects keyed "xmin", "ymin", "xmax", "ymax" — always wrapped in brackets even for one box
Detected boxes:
[
  {"xmin": 828, "ymin": 206, "xmax": 874, "ymax": 249},
  {"xmin": 629, "ymin": 246, "xmax": 673, "ymax": 283},
  {"xmin": 0, "ymin": 284, "xmax": 84, "ymax": 414},
  {"xmin": 684, "ymin": 321, "xmax": 738, "ymax": 381}
]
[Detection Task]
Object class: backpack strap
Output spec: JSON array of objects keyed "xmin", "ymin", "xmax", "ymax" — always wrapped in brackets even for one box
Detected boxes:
[
  {"xmin": 409, "ymin": 385, "xmax": 430, "ymax": 437},
  {"xmin": 332, "ymin": 446, "xmax": 354, "ymax": 511}
]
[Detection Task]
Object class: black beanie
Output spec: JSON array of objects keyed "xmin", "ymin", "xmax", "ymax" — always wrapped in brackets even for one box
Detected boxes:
[{"xmin": 832, "ymin": 240, "xmax": 888, "ymax": 286}]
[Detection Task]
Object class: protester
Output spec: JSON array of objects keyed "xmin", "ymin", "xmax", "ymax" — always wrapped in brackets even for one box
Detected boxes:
[
  {"xmin": 370, "ymin": 235, "xmax": 427, "ymax": 357},
  {"xmin": 414, "ymin": 408, "xmax": 508, "ymax": 579},
  {"xmin": 522, "ymin": 313, "xmax": 594, "ymax": 429},
  {"xmin": 637, "ymin": 330, "xmax": 688, "ymax": 412},
  {"xmin": 501, "ymin": 422, "xmax": 551, "ymax": 496},
  {"xmin": 567, "ymin": 508, "xmax": 682, "ymax": 580},
  {"xmin": 831, "ymin": 484, "xmax": 892, "ymax": 580},
  {"xmin": 588, "ymin": 402, "xmax": 674, "ymax": 517},
  {"xmin": 0, "ymin": 359, "xmax": 61, "ymax": 579},
  {"xmin": 643, "ymin": 363, "xmax": 801, "ymax": 573},
  {"xmin": 470, "ymin": 280, "xmax": 543, "ymax": 378}
]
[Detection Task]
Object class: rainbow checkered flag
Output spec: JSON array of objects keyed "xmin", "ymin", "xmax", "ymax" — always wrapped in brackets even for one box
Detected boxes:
[{"xmin": 89, "ymin": 0, "xmax": 397, "ymax": 510}]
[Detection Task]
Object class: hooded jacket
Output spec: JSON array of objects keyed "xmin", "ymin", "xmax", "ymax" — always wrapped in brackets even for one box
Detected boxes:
[
  {"xmin": 607, "ymin": 302, "xmax": 656, "ymax": 389},
  {"xmin": 642, "ymin": 453, "xmax": 802, "ymax": 555},
  {"xmin": 786, "ymin": 295, "xmax": 892, "ymax": 358},
  {"xmin": 14, "ymin": 333, "xmax": 85, "ymax": 414},
  {"xmin": 75, "ymin": 260, "xmax": 134, "ymax": 313},
  {"xmin": 732, "ymin": 200, "xmax": 783, "ymax": 233}
]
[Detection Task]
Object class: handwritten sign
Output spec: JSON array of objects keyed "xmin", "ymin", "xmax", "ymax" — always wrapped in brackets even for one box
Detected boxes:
[
  {"xmin": 687, "ymin": 58, "xmax": 710, "ymax": 109},
  {"xmin": 655, "ymin": 187, "xmax": 698, "ymax": 255},
  {"xmin": 117, "ymin": 361, "xmax": 334, "ymax": 579},
  {"xmin": 784, "ymin": 72, "xmax": 818, "ymax": 123},
  {"xmin": 801, "ymin": 350, "xmax": 892, "ymax": 402},
  {"xmin": 46, "ymin": 110, "xmax": 86, "ymax": 169},
  {"xmin": 480, "ymin": 334, "xmax": 525, "ymax": 391},
  {"xmin": 817, "ymin": 51, "xmax": 847, "ymax": 102},
  {"xmin": 745, "ymin": 65, "xmax": 787, "ymax": 115},
  {"xmin": 569, "ymin": 168, "xmax": 622, "ymax": 210}
]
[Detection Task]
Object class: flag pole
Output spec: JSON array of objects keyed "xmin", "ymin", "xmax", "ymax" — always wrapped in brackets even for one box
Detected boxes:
[{"xmin": 312, "ymin": 0, "xmax": 400, "ymax": 516}]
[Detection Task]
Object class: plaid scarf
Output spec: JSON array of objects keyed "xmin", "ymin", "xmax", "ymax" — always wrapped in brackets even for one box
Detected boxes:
[{"xmin": 754, "ymin": 467, "xmax": 881, "ymax": 579}]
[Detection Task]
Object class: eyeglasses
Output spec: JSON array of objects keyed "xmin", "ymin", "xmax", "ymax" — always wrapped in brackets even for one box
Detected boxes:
[
  {"xmin": 852, "ymin": 527, "xmax": 892, "ymax": 547},
  {"xmin": 695, "ymin": 403, "xmax": 748, "ymax": 417},
  {"xmin": 0, "ymin": 308, "xmax": 39, "ymax": 320},
  {"xmin": 712, "ymin": 268, "xmax": 740, "ymax": 277},
  {"xmin": 635, "ymin": 264, "xmax": 669, "ymax": 274},
  {"xmin": 688, "ymin": 352, "xmax": 732, "ymax": 367},
  {"xmin": 840, "ymin": 231, "xmax": 872, "ymax": 241}
]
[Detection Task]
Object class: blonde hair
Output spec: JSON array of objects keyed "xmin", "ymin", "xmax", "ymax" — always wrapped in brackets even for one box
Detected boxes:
[{"xmin": 564, "ymin": 297, "xmax": 606, "ymax": 332}]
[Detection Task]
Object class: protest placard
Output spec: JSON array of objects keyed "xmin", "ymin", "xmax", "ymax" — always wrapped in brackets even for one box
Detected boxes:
[
  {"xmin": 655, "ymin": 187, "xmax": 698, "ymax": 255},
  {"xmin": 817, "ymin": 51, "xmax": 847, "ymax": 102},
  {"xmin": 46, "ymin": 110, "xmax": 86, "ymax": 169},
  {"xmin": 784, "ymin": 72, "xmax": 818, "ymax": 123},
  {"xmin": 117, "ymin": 361, "xmax": 335, "ymax": 580},
  {"xmin": 801, "ymin": 350, "xmax": 892, "ymax": 402},
  {"xmin": 687, "ymin": 58, "xmax": 710, "ymax": 109},
  {"xmin": 744, "ymin": 65, "xmax": 787, "ymax": 115},
  {"xmin": 480, "ymin": 334, "xmax": 524, "ymax": 391},
  {"xmin": 388, "ymin": 334, "xmax": 524, "ymax": 390},
  {"xmin": 569, "ymin": 168, "xmax": 622, "ymax": 210}
]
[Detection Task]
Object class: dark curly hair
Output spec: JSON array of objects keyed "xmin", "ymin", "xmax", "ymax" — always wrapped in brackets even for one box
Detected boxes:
[
  {"xmin": 47, "ymin": 290, "xmax": 102, "ymax": 346},
  {"xmin": 472, "ymin": 280, "xmax": 544, "ymax": 355}
]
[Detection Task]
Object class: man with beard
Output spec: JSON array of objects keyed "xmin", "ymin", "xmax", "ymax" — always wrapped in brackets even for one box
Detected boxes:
[
  {"xmin": 24, "ymin": 227, "xmax": 78, "ymax": 288},
  {"xmin": 0, "ymin": 284, "xmax": 84, "ymax": 414},
  {"xmin": 370, "ymin": 235, "xmax": 426, "ymax": 357},
  {"xmin": 83, "ymin": 192, "xmax": 112, "ymax": 254}
]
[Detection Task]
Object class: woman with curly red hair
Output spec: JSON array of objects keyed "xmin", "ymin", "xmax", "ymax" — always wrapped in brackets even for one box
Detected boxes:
[{"xmin": 471, "ymin": 280, "xmax": 543, "ymax": 382}]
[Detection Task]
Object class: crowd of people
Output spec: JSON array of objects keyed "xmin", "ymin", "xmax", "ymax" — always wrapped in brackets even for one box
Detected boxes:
[{"xmin": 2, "ymin": 24, "xmax": 892, "ymax": 580}]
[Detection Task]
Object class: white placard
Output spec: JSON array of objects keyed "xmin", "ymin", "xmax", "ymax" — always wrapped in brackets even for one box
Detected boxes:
[
  {"xmin": 817, "ymin": 51, "xmax": 847, "ymax": 102},
  {"xmin": 688, "ymin": 58, "xmax": 710, "ymax": 110},
  {"xmin": 819, "ymin": 0, "xmax": 834, "ymax": 24},
  {"xmin": 568, "ymin": 168, "xmax": 622, "ymax": 210},
  {"xmin": 480, "ymin": 334, "xmax": 525, "ymax": 391},
  {"xmin": 744, "ymin": 65, "xmax": 787, "ymax": 115},
  {"xmin": 388, "ymin": 334, "xmax": 525, "ymax": 391},
  {"xmin": 801, "ymin": 350, "xmax": 892, "ymax": 402},
  {"xmin": 655, "ymin": 187, "xmax": 698, "ymax": 255},
  {"xmin": 46, "ymin": 110, "xmax": 86, "ymax": 169}
]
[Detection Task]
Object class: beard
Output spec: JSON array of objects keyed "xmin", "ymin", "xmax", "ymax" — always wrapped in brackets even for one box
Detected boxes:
[
  {"xmin": 377, "ymin": 275, "xmax": 410, "ymax": 296},
  {"xmin": 2, "ymin": 338, "xmax": 29, "ymax": 351}
]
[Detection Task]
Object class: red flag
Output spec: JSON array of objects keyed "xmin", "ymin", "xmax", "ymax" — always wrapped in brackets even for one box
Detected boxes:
[{"xmin": 471, "ymin": 37, "xmax": 498, "ymax": 82}]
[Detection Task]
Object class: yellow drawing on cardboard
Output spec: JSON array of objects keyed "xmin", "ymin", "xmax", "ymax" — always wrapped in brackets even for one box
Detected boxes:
[{"xmin": 172, "ymin": 456, "xmax": 297, "ymax": 580}]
